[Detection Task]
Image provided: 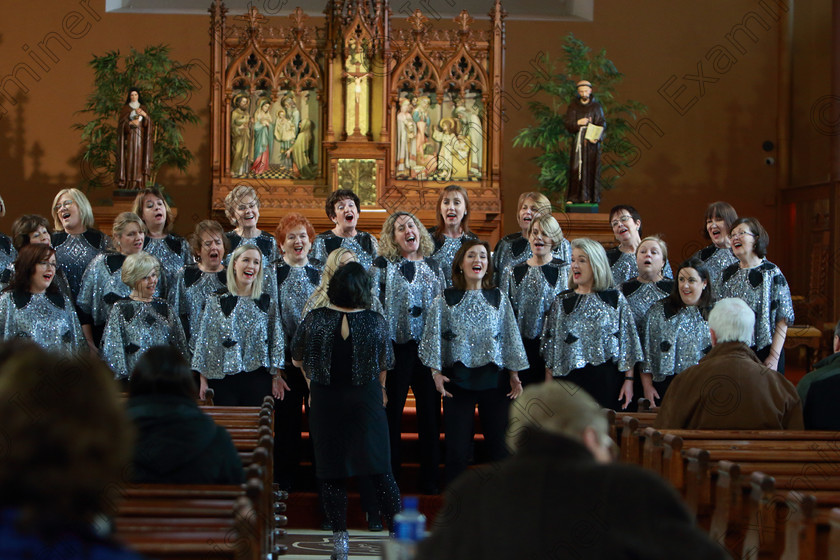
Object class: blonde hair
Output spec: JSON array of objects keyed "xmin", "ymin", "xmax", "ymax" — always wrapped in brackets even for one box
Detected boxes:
[
  {"xmin": 517, "ymin": 191, "xmax": 552, "ymax": 214},
  {"xmin": 527, "ymin": 214, "xmax": 565, "ymax": 248},
  {"xmin": 378, "ymin": 212, "xmax": 434, "ymax": 261},
  {"xmin": 224, "ymin": 184, "xmax": 259, "ymax": 226},
  {"xmin": 506, "ymin": 380, "xmax": 609, "ymax": 452},
  {"xmin": 112, "ymin": 212, "xmax": 146, "ymax": 251},
  {"xmin": 121, "ymin": 252, "xmax": 160, "ymax": 289},
  {"xmin": 303, "ymin": 247, "xmax": 356, "ymax": 315},
  {"xmin": 51, "ymin": 188, "xmax": 95, "ymax": 231},
  {"xmin": 636, "ymin": 235, "xmax": 668, "ymax": 275},
  {"xmin": 132, "ymin": 187, "xmax": 174, "ymax": 234},
  {"xmin": 569, "ymin": 238, "xmax": 613, "ymax": 292},
  {"xmin": 226, "ymin": 244, "xmax": 264, "ymax": 298}
]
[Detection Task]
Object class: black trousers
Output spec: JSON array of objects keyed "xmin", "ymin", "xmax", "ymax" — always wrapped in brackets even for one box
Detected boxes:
[
  {"xmin": 208, "ymin": 368, "xmax": 272, "ymax": 407},
  {"xmin": 756, "ymin": 345, "xmax": 786, "ymax": 375},
  {"xmin": 274, "ymin": 358, "xmax": 310, "ymax": 491},
  {"xmin": 442, "ymin": 377, "xmax": 510, "ymax": 484},
  {"xmin": 386, "ymin": 341, "xmax": 441, "ymax": 492},
  {"xmin": 563, "ymin": 360, "xmax": 623, "ymax": 411},
  {"xmin": 520, "ymin": 337, "xmax": 546, "ymax": 388}
]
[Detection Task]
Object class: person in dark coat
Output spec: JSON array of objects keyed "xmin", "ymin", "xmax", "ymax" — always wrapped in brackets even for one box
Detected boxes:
[
  {"xmin": 417, "ymin": 380, "xmax": 727, "ymax": 560},
  {"xmin": 797, "ymin": 319, "xmax": 840, "ymax": 429},
  {"xmin": 127, "ymin": 345, "xmax": 244, "ymax": 485},
  {"xmin": 0, "ymin": 345, "xmax": 144, "ymax": 560}
]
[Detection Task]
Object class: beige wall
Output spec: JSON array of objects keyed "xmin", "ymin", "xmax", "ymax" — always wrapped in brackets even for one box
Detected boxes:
[{"xmin": 0, "ymin": 0, "xmax": 831, "ymax": 274}]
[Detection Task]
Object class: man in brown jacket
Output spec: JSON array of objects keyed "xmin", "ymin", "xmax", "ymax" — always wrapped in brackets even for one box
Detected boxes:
[{"xmin": 655, "ymin": 297, "xmax": 803, "ymax": 430}]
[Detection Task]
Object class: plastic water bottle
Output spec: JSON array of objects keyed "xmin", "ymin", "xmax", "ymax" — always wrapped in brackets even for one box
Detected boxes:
[{"xmin": 383, "ymin": 496, "xmax": 426, "ymax": 559}]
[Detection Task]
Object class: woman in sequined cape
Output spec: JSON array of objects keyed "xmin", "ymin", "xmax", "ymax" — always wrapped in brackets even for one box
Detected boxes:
[
  {"xmin": 500, "ymin": 213, "xmax": 569, "ymax": 388},
  {"xmin": 641, "ymin": 258, "xmax": 713, "ymax": 405},
  {"xmin": 492, "ymin": 191, "xmax": 571, "ymax": 285},
  {"xmin": 132, "ymin": 187, "xmax": 194, "ymax": 289},
  {"xmin": 310, "ymin": 189, "xmax": 378, "ymax": 271},
  {"xmin": 428, "ymin": 185, "xmax": 477, "ymax": 289},
  {"xmin": 372, "ymin": 211, "xmax": 446, "ymax": 495},
  {"xmin": 0, "ymin": 244, "xmax": 85, "ymax": 354},
  {"xmin": 420, "ymin": 239, "xmax": 528, "ymax": 484},
  {"xmin": 50, "ymin": 188, "xmax": 112, "ymax": 302},
  {"xmin": 191, "ymin": 244, "xmax": 284, "ymax": 406},
  {"xmin": 690, "ymin": 201, "xmax": 739, "ymax": 287},
  {"xmin": 100, "ymin": 252, "xmax": 187, "ymax": 383},
  {"xmin": 542, "ymin": 238, "xmax": 643, "ymax": 412},
  {"xmin": 716, "ymin": 217, "xmax": 793, "ymax": 373}
]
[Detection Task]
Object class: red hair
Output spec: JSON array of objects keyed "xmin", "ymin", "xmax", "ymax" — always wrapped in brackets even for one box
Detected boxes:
[
  {"xmin": 9, "ymin": 244, "xmax": 58, "ymax": 293},
  {"xmin": 275, "ymin": 212, "xmax": 315, "ymax": 243}
]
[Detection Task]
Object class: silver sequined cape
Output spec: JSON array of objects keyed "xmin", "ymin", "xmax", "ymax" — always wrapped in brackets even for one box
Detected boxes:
[
  {"xmin": 369, "ymin": 256, "xmax": 446, "ymax": 344},
  {"xmin": 428, "ymin": 230, "xmax": 479, "ymax": 289},
  {"xmin": 310, "ymin": 231, "xmax": 379, "ymax": 271},
  {"xmin": 419, "ymin": 288, "xmax": 528, "ymax": 372},
  {"xmin": 691, "ymin": 244, "xmax": 738, "ymax": 287},
  {"xmin": 620, "ymin": 278, "xmax": 674, "ymax": 333},
  {"xmin": 501, "ymin": 258, "xmax": 570, "ymax": 340},
  {"xmin": 143, "ymin": 235, "xmax": 195, "ymax": 288},
  {"xmin": 168, "ymin": 264, "xmax": 227, "ymax": 342},
  {"xmin": 716, "ymin": 260, "xmax": 794, "ymax": 350},
  {"xmin": 51, "ymin": 229, "xmax": 112, "ymax": 300},
  {"xmin": 275, "ymin": 260, "xmax": 322, "ymax": 344},
  {"xmin": 642, "ymin": 300, "xmax": 711, "ymax": 381},
  {"xmin": 607, "ymin": 248, "xmax": 673, "ymax": 286},
  {"xmin": 542, "ymin": 289, "xmax": 643, "ymax": 376},
  {"xmin": 0, "ymin": 290, "xmax": 85, "ymax": 354},
  {"xmin": 225, "ymin": 231, "xmax": 279, "ymax": 265},
  {"xmin": 0, "ymin": 233, "xmax": 17, "ymax": 271},
  {"xmin": 101, "ymin": 297, "xmax": 188, "ymax": 379},
  {"xmin": 492, "ymin": 232, "xmax": 571, "ymax": 285},
  {"xmin": 77, "ymin": 252, "xmax": 168, "ymax": 326},
  {"xmin": 291, "ymin": 307, "xmax": 393, "ymax": 385},
  {"xmin": 191, "ymin": 290, "xmax": 285, "ymax": 379}
]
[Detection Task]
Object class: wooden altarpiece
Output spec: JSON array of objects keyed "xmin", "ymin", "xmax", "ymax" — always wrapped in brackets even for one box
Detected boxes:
[{"xmin": 208, "ymin": 0, "xmax": 506, "ymax": 238}]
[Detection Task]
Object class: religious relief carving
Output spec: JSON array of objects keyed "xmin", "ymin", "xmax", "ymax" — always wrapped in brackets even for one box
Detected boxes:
[
  {"xmin": 209, "ymin": 0, "xmax": 505, "ymax": 237},
  {"xmin": 228, "ymin": 90, "xmax": 319, "ymax": 179}
]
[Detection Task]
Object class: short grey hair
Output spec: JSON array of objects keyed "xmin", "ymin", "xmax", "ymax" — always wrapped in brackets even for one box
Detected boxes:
[
  {"xmin": 121, "ymin": 252, "xmax": 160, "ymax": 289},
  {"xmin": 506, "ymin": 380, "xmax": 609, "ymax": 452},
  {"xmin": 708, "ymin": 298, "xmax": 755, "ymax": 345}
]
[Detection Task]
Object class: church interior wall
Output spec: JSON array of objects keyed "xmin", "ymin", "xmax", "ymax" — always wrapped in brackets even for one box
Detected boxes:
[{"xmin": 0, "ymin": 0, "xmax": 831, "ymax": 294}]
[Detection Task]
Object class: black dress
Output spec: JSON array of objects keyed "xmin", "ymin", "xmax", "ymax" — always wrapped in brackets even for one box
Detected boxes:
[{"xmin": 307, "ymin": 311, "xmax": 391, "ymax": 480}]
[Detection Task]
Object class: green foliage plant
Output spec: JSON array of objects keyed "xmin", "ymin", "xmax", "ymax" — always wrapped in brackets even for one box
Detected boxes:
[
  {"xmin": 74, "ymin": 45, "xmax": 200, "ymax": 190},
  {"xmin": 513, "ymin": 34, "xmax": 646, "ymax": 208}
]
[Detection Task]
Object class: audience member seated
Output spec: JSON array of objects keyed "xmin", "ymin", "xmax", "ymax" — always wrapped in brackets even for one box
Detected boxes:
[
  {"xmin": 797, "ymin": 319, "xmax": 840, "ymax": 429},
  {"xmin": 0, "ymin": 346, "xmax": 144, "ymax": 560},
  {"xmin": 655, "ymin": 297, "xmax": 803, "ymax": 430},
  {"xmin": 127, "ymin": 345, "xmax": 244, "ymax": 485},
  {"xmin": 417, "ymin": 381, "xmax": 727, "ymax": 560}
]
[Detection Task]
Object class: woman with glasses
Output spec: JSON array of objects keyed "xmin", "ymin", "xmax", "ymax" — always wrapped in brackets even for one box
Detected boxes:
[
  {"xmin": 132, "ymin": 186, "xmax": 194, "ymax": 288},
  {"xmin": 0, "ymin": 215, "xmax": 71, "ymax": 299},
  {"xmin": 50, "ymin": 188, "xmax": 112, "ymax": 301},
  {"xmin": 716, "ymin": 217, "xmax": 793, "ymax": 373},
  {"xmin": 224, "ymin": 184, "xmax": 279, "ymax": 265},
  {"xmin": 168, "ymin": 220, "xmax": 229, "ymax": 345},
  {"xmin": 0, "ymin": 243, "xmax": 85, "ymax": 354},
  {"xmin": 606, "ymin": 205, "xmax": 671, "ymax": 286}
]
